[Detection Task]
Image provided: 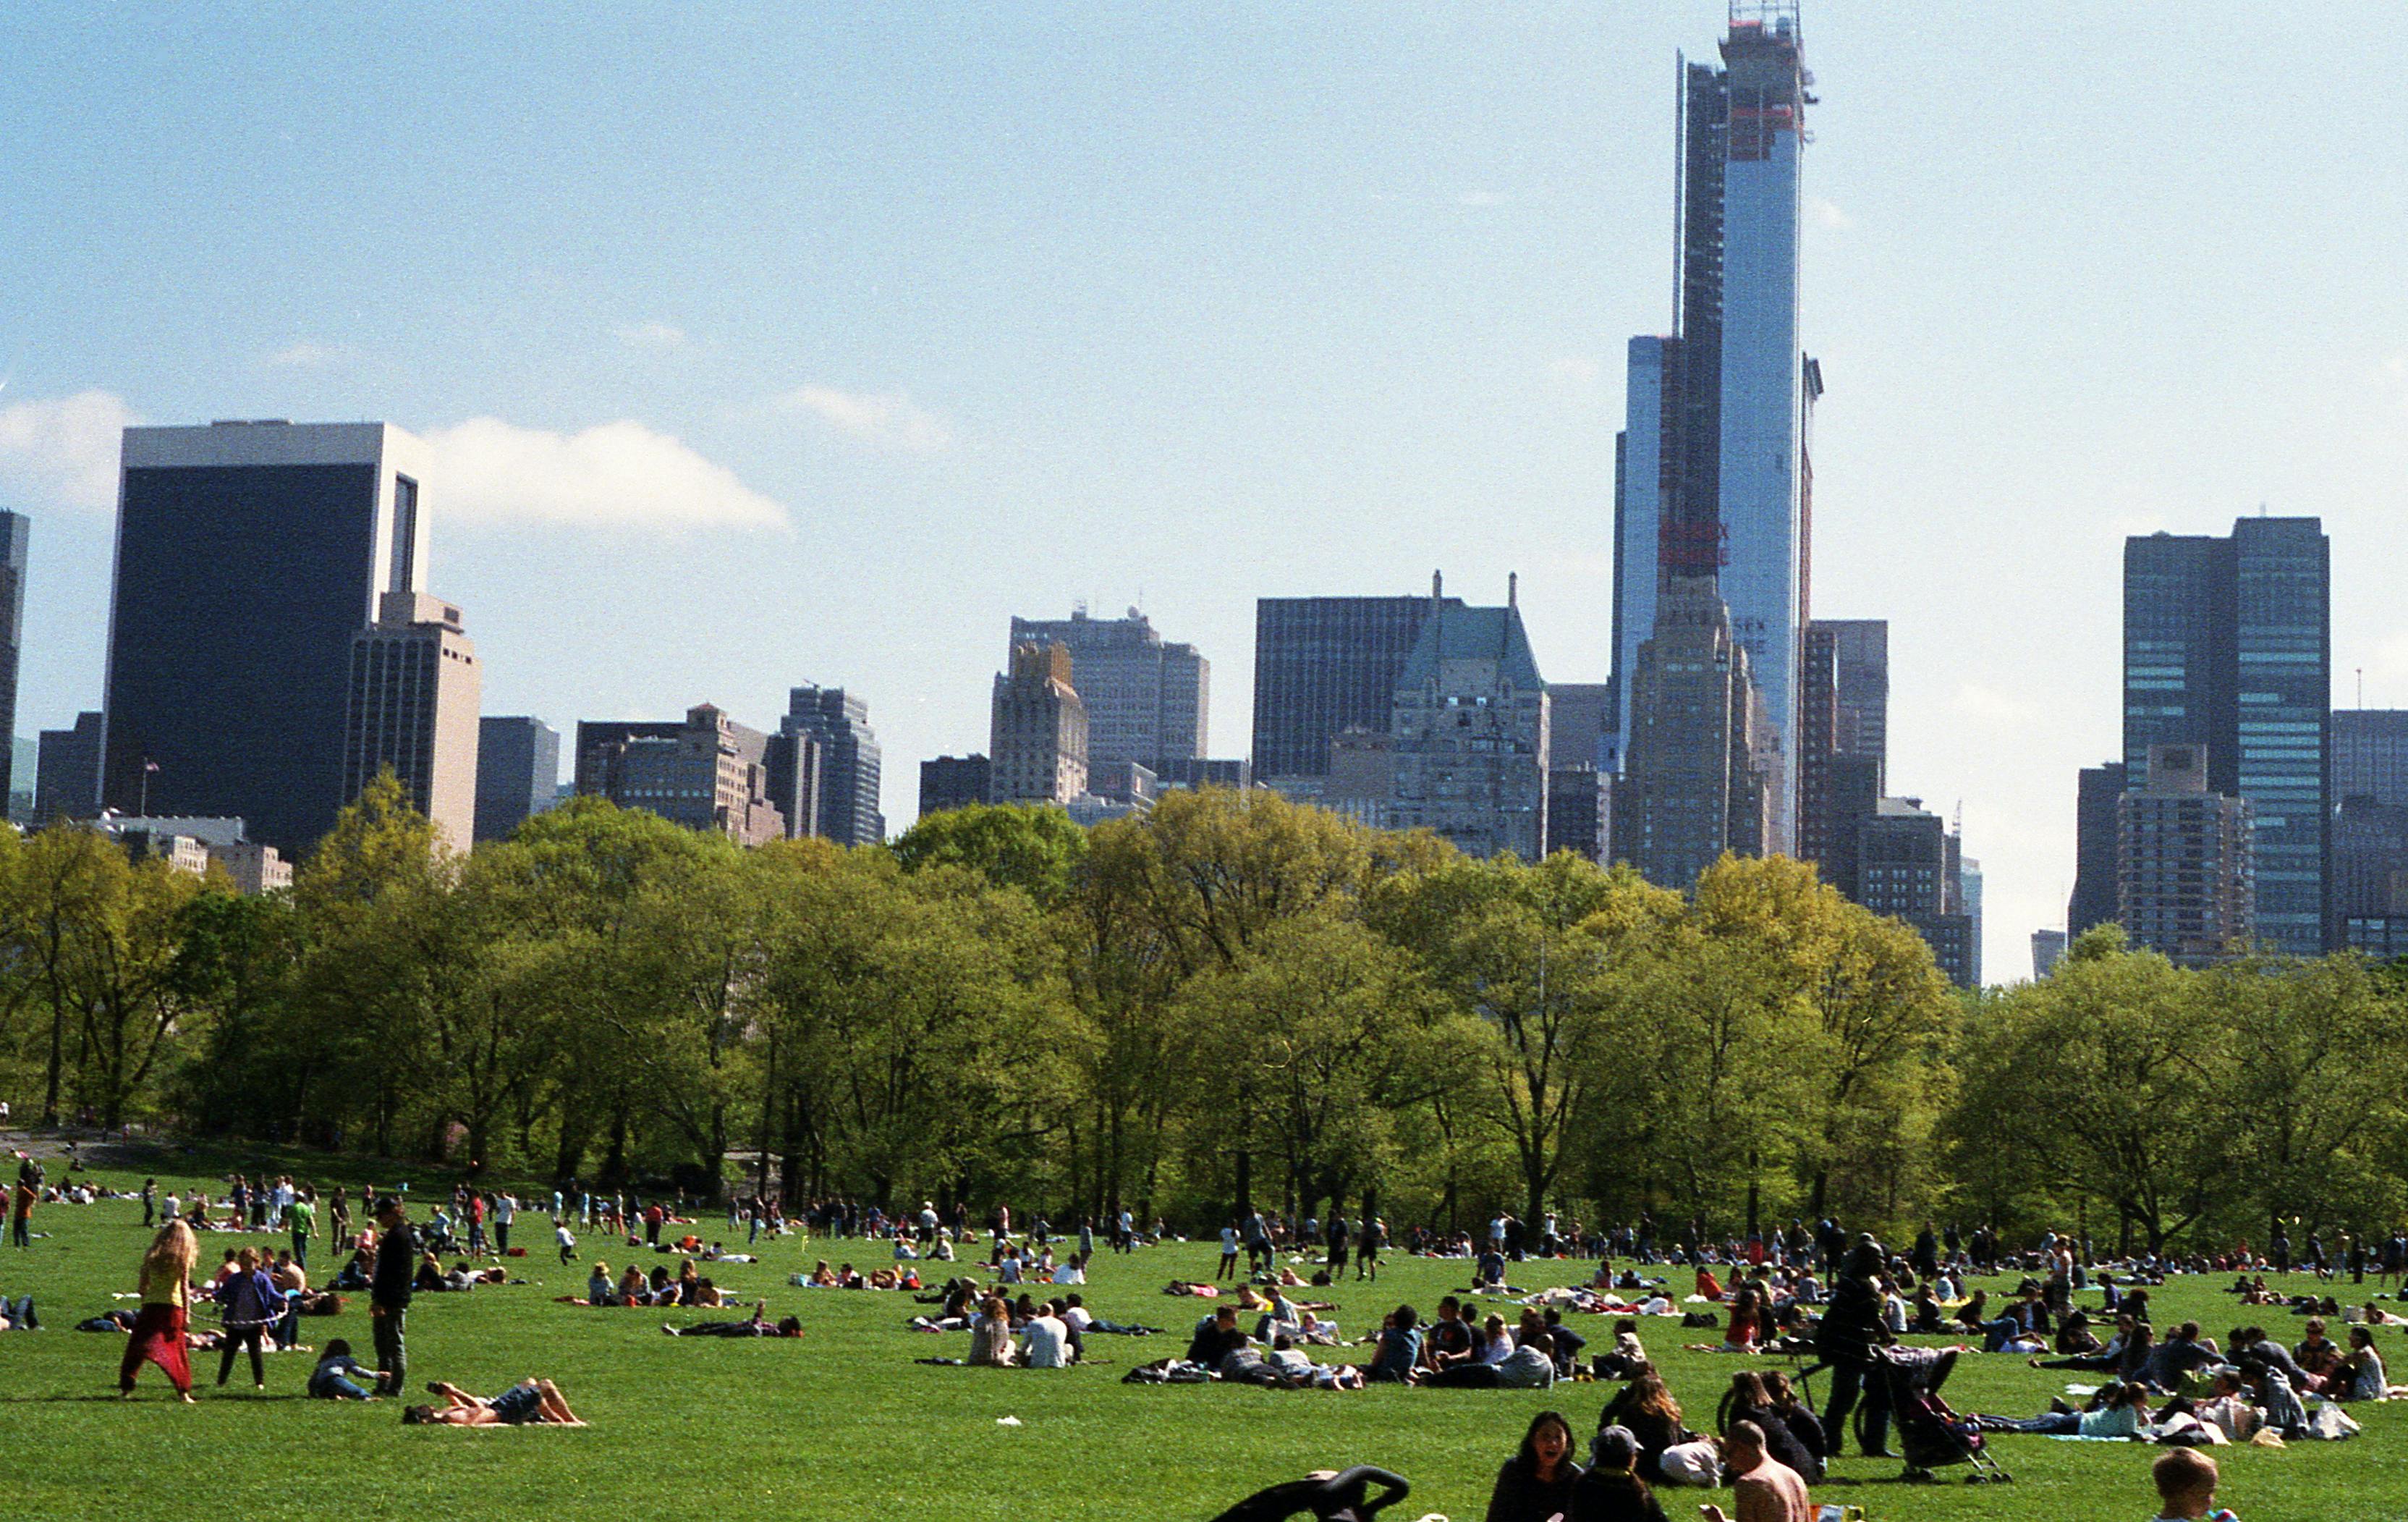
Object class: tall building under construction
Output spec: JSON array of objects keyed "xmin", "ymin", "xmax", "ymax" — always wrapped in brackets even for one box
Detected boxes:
[{"xmin": 1611, "ymin": 3, "xmax": 1810, "ymax": 884}]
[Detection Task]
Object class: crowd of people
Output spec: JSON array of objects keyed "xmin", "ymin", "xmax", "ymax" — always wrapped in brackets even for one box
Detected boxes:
[{"xmin": 24, "ymin": 1137, "xmax": 2408, "ymax": 1518}]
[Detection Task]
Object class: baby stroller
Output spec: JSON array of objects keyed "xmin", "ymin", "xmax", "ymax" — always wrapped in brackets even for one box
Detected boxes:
[
  {"xmin": 1209, "ymin": 1466, "xmax": 1412, "ymax": 1521},
  {"xmin": 1866, "ymin": 1346, "xmax": 2011, "ymax": 1484}
]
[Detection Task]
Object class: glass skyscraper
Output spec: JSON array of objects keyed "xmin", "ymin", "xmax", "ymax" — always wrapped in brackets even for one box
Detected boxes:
[
  {"xmin": 1612, "ymin": 6, "xmax": 1810, "ymax": 850},
  {"xmin": 101, "ymin": 421, "xmax": 428, "ymax": 858},
  {"xmin": 2121, "ymin": 517, "xmax": 2330, "ymax": 955},
  {"xmin": 1250, "ymin": 594, "xmax": 1458, "ymax": 782}
]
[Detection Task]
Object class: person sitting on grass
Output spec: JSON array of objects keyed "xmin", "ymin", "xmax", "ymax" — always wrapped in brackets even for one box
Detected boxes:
[
  {"xmin": 403, "ymin": 1377, "xmax": 585, "ymax": 1426},
  {"xmin": 1019, "ymin": 1301, "xmax": 1072, "ymax": 1368},
  {"xmin": 967, "ymin": 1295, "xmax": 1019, "ymax": 1368},
  {"xmin": 585, "ymin": 1262, "xmax": 616, "ymax": 1306},
  {"xmin": 1572, "ymin": 1424, "xmax": 1666, "ymax": 1522},
  {"xmin": 1699, "ymin": 1419, "xmax": 1813, "ymax": 1522},
  {"xmin": 2334, "ymin": 1324, "xmax": 2399, "ymax": 1401},
  {"xmin": 1188, "ymin": 1303, "xmax": 1246, "ymax": 1369},
  {"xmin": 617, "ymin": 1264, "xmax": 650, "ymax": 1304},
  {"xmin": 1597, "ymin": 1371, "xmax": 1713, "ymax": 1487},
  {"xmin": 1484, "ymin": 1410, "xmax": 1582, "ymax": 1522},
  {"xmin": 1716, "ymin": 1370, "xmax": 1820, "ymax": 1482},
  {"xmin": 663, "ymin": 1301, "xmax": 803, "ymax": 1337},
  {"xmin": 308, "ymin": 1337, "xmax": 383, "ymax": 1400},
  {"xmin": 2292, "ymin": 1317, "xmax": 2341, "ymax": 1390},
  {"xmin": 1365, "ymin": 1305, "xmax": 1419, "ymax": 1384},
  {"xmin": 2148, "ymin": 1446, "xmax": 2238, "ymax": 1522},
  {"xmin": 2142, "ymin": 1322, "xmax": 2221, "ymax": 1395}
]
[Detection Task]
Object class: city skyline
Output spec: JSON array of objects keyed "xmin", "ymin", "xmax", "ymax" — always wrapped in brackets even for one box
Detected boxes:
[{"xmin": 5, "ymin": 5, "xmax": 2407, "ymax": 979}]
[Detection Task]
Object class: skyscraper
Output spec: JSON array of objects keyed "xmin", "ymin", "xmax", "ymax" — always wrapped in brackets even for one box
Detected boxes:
[
  {"xmin": 1853, "ymin": 797, "xmax": 1975, "ymax": 988},
  {"xmin": 2123, "ymin": 518, "xmax": 2329, "ymax": 955},
  {"xmin": 1009, "ymin": 607, "xmax": 1207, "ymax": 776},
  {"xmin": 342, "ymin": 591, "xmax": 480, "ymax": 848},
  {"xmin": 2333, "ymin": 710, "xmax": 2408, "ymax": 808},
  {"xmin": 35, "ymin": 711, "xmax": 104, "ymax": 822},
  {"xmin": 2118, "ymin": 743, "xmax": 2254, "ymax": 967},
  {"xmin": 1252, "ymin": 595, "xmax": 1458, "ymax": 783},
  {"xmin": 1612, "ymin": 577, "xmax": 1776, "ymax": 888},
  {"xmin": 763, "ymin": 729, "xmax": 823, "ymax": 842},
  {"xmin": 475, "ymin": 717, "xmax": 561, "ymax": 843},
  {"xmin": 1546, "ymin": 683, "xmax": 1614, "ymax": 774},
  {"xmin": 1386, "ymin": 580, "xmax": 1550, "ymax": 861},
  {"xmin": 100, "ymin": 420, "xmax": 430, "ymax": 858},
  {"xmin": 776, "ymin": 686, "xmax": 883, "ymax": 846},
  {"xmin": 1613, "ymin": 7, "xmax": 1813, "ymax": 845},
  {"xmin": 0, "ymin": 512, "xmax": 26, "ymax": 809},
  {"xmin": 2066, "ymin": 761, "xmax": 2127, "ymax": 937},
  {"xmin": 2030, "ymin": 929, "xmax": 2067, "ymax": 979},
  {"xmin": 989, "ymin": 643, "xmax": 1087, "ymax": 806},
  {"xmin": 1821, "ymin": 618, "xmax": 1888, "ymax": 774}
]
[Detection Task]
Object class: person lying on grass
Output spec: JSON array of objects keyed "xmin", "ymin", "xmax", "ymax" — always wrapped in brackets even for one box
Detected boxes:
[
  {"xmin": 662, "ymin": 1301, "xmax": 803, "ymax": 1338},
  {"xmin": 403, "ymin": 1378, "xmax": 585, "ymax": 1426},
  {"xmin": 1971, "ymin": 1377, "xmax": 2152, "ymax": 1438}
]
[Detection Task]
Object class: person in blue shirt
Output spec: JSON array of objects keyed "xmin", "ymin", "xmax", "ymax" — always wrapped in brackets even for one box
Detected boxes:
[
  {"xmin": 214, "ymin": 1246, "xmax": 280, "ymax": 1390},
  {"xmin": 308, "ymin": 1337, "xmax": 381, "ymax": 1400},
  {"xmin": 1367, "ymin": 1304, "xmax": 1422, "ymax": 1383}
]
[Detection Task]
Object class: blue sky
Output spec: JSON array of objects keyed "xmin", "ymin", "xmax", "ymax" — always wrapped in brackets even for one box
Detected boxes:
[{"xmin": 5, "ymin": 1, "xmax": 2404, "ymax": 981}]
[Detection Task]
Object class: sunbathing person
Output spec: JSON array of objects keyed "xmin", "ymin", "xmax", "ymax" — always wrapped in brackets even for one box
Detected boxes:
[
  {"xmin": 664, "ymin": 1301, "xmax": 803, "ymax": 1337},
  {"xmin": 805, "ymin": 1259, "xmax": 839, "ymax": 1288},
  {"xmin": 403, "ymin": 1378, "xmax": 586, "ymax": 1426}
]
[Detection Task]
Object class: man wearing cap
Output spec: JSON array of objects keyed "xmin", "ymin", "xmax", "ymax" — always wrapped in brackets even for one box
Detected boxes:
[{"xmin": 370, "ymin": 1196, "xmax": 417, "ymax": 1397}]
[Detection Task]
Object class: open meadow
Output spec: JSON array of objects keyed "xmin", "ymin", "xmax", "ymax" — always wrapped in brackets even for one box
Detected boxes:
[{"xmin": 6, "ymin": 1152, "xmax": 2407, "ymax": 1521}]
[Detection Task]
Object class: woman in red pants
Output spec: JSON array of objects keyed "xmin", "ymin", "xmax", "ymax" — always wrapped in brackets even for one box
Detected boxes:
[{"xmin": 119, "ymin": 1219, "xmax": 198, "ymax": 1401}]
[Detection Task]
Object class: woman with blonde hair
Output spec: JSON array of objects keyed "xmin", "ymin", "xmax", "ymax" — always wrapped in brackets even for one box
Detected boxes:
[{"xmin": 119, "ymin": 1219, "xmax": 198, "ymax": 1401}]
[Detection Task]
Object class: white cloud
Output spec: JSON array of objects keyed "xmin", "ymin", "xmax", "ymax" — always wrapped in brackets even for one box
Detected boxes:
[
  {"xmin": 614, "ymin": 321, "xmax": 689, "ymax": 349},
  {"xmin": 0, "ymin": 389, "xmax": 138, "ymax": 511},
  {"xmin": 1546, "ymin": 355, "xmax": 1602, "ymax": 388},
  {"xmin": 769, "ymin": 385, "xmax": 952, "ymax": 453},
  {"xmin": 421, "ymin": 417, "xmax": 787, "ymax": 533},
  {"xmin": 1807, "ymin": 197, "xmax": 1854, "ymax": 230},
  {"xmin": 265, "ymin": 342, "xmax": 351, "ymax": 369},
  {"xmin": 1950, "ymin": 681, "xmax": 2042, "ymax": 729}
]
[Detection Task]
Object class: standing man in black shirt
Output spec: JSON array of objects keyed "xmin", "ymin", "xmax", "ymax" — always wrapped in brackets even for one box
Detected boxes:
[{"xmin": 370, "ymin": 1196, "xmax": 416, "ymax": 1398}]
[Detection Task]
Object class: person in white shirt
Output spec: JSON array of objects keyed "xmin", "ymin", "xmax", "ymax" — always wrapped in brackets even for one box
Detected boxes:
[
  {"xmin": 1020, "ymin": 1309, "xmax": 1069, "ymax": 1369},
  {"xmin": 894, "ymin": 1237, "xmax": 918, "ymax": 1261},
  {"xmin": 1051, "ymin": 1252, "xmax": 1085, "ymax": 1285},
  {"xmin": 1218, "ymin": 1223, "xmax": 1241, "ymax": 1281},
  {"xmin": 493, "ymin": 1193, "xmax": 516, "ymax": 1253}
]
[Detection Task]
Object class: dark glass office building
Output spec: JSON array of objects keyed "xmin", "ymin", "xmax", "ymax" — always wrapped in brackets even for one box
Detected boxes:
[
  {"xmin": 0, "ymin": 512, "xmax": 25, "ymax": 806},
  {"xmin": 101, "ymin": 422, "xmax": 426, "ymax": 859},
  {"xmin": 2066, "ymin": 761, "xmax": 2127, "ymax": 937},
  {"xmin": 475, "ymin": 716, "xmax": 561, "ymax": 843},
  {"xmin": 2333, "ymin": 710, "xmax": 2408, "ymax": 808},
  {"xmin": 779, "ymin": 685, "xmax": 884, "ymax": 846},
  {"xmin": 2122, "ymin": 518, "xmax": 2329, "ymax": 955},
  {"xmin": 1251, "ymin": 593, "xmax": 1459, "ymax": 781},
  {"xmin": 35, "ymin": 710, "xmax": 103, "ymax": 822}
]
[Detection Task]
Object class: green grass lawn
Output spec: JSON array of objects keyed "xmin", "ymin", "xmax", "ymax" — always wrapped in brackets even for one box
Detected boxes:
[{"xmin": 4, "ymin": 1154, "xmax": 2407, "ymax": 1520}]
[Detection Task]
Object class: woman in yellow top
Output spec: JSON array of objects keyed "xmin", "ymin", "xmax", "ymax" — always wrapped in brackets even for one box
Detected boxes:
[{"xmin": 119, "ymin": 1219, "xmax": 198, "ymax": 1400}]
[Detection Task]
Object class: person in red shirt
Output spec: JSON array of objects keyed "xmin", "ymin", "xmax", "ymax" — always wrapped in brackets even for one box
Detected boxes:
[{"xmin": 645, "ymin": 1203, "xmax": 665, "ymax": 1246}]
